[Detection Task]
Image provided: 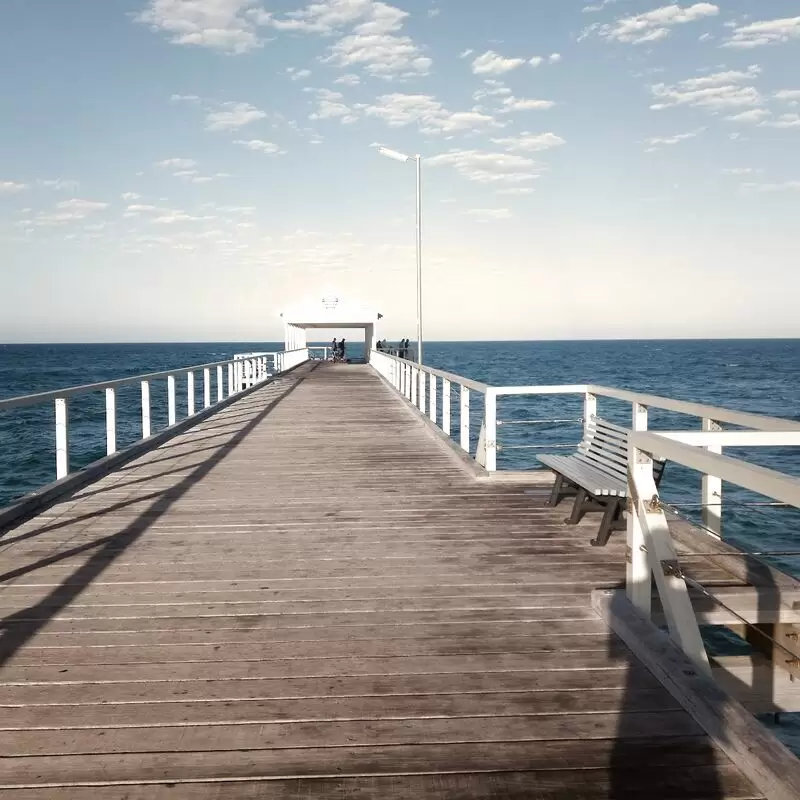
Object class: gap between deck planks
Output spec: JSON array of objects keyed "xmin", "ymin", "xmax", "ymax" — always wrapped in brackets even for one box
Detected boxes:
[{"xmin": 0, "ymin": 363, "xmax": 766, "ymax": 798}]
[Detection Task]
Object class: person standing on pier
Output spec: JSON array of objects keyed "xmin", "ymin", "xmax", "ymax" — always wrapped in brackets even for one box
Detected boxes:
[
  {"xmin": 331, "ymin": 338, "xmax": 337, "ymax": 361},
  {"xmin": 339, "ymin": 338, "xmax": 346, "ymax": 361}
]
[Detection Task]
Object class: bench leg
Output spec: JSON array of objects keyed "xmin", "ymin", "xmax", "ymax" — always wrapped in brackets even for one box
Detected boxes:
[
  {"xmin": 591, "ymin": 498, "xmax": 623, "ymax": 547},
  {"xmin": 565, "ymin": 488, "xmax": 591, "ymax": 525},
  {"xmin": 548, "ymin": 474, "xmax": 565, "ymax": 507}
]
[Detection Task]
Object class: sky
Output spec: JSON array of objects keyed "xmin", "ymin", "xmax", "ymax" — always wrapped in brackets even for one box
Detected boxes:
[{"xmin": 0, "ymin": 1, "xmax": 799, "ymax": 343}]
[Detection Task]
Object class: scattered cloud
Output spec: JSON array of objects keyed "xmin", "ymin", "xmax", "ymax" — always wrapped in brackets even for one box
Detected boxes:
[
  {"xmin": 644, "ymin": 128, "xmax": 704, "ymax": 150},
  {"xmin": 775, "ymin": 89, "xmax": 800, "ymax": 102},
  {"xmin": 171, "ymin": 94, "xmax": 200, "ymax": 103},
  {"xmin": 497, "ymin": 187, "xmax": 535, "ymax": 195},
  {"xmin": 427, "ymin": 149, "xmax": 542, "ymax": 184},
  {"xmin": 464, "ymin": 208, "xmax": 512, "ymax": 221},
  {"xmin": 121, "ymin": 192, "xmax": 141, "ymax": 201},
  {"xmin": 0, "ymin": 181, "xmax": 27, "ymax": 193},
  {"xmin": 459, "ymin": 48, "xmax": 474, "ymax": 58},
  {"xmin": 725, "ymin": 109, "xmax": 771, "ymax": 123},
  {"xmin": 491, "ymin": 132, "xmax": 566, "ymax": 151},
  {"xmin": 549, "ymin": 53, "xmax": 562, "ymax": 63},
  {"xmin": 334, "ymin": 73, "xmax": 361, "ymax": 86},
  {"xmin": 205, "ymin": 102, "xmax": 267, "ymax": 131},
  {"xmin": 136, "ymin": 0, "xmax": 269, "ymax": 54},
  {"xmin": 500, "ymin": 96, "xmax": 556, "ymax": 113},
  {"xmin": 582, "ymin": 0, "xmax": 622, "ymax": 12},
  {"xmin": 38, "ymin": 179, "xmax": 80, "ymax": 191},
  {"xmin": 365, "ymin": 92, "xmax": 497, "ymax": 134},
  {"xmin": 741, "ymin": 180, "xmax": 800, "ymax": 193},
  {"xmin": 56, "ymin": 198, "xmax": 108, "ymax": 214},
  {"xmin": 472, "ymin": 50, "xmax": 526, "ymax": 75},
  {"xmin": 309, "ymin": 88, "xmax": 359, "ymax": 123},
  {"xmin": 721, "ymin": 167, "xmax": 761, "ymax": 175},
  {"xmin": 723, "ymin": 16, "xmax": 800, "ymax": 49},
  {"xmin": 650, "ymin": 66, "xmax": 763, "ymax": 110},
  {"xmin": 155, "ymin": 158, "xmax": 197, "ymax": 169},
  {"xmin": 759, "ymin": 113, "xmax": 800, "ymax": 129},
  {"xmin": 582, "ymin": 3, "xmax": 720, "ymax": 45},
  {"xmin": 530, "ymin": 53, "xmax": 561, "ymax": 67},
  {"xmin": 234, "ymin": 138, "xmax": 285, "ymax": 154},
  {"xmin": 285, "ymin": 67, "xmax": 311, "ymax": 80}
]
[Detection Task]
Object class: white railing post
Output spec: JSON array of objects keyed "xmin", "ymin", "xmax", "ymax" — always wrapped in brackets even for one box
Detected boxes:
[
  {"xmin": 217, "ymin": 366, "xmax": 223, "ymax": 402},
  {"xmin": 167, "ymin": 375, "xmax": 176, "ymax": 425},
  {"xmin": 105, "ymin": 387, "xmax": 116, "ymax": 456},
  {"xmin": 484, "ymin": 389, "xmax": 497, "ymax": 471},
  {"xmin": 187, "ymin": 371, "xmax": 195, "ymax": 416},
  {"xmin": 55, "ymin": 397, "xmax": 69, "ymax": 479},
  {"xmin": 141, "ymin": 380, "xmax": 151, "ymax": 439},
  {"xmin": 403, "ymin": 363, "xmax": 409, "ymax": 398},
  {"xmin": 227, "ymin": 363, "xmax": 234, "ymax": 396},
  {"xmin": 236, "ymin": 361, "xmax": 242, "ymax": 392},
  {"xmin": 460, "ymin": 385, "xmax": 470, "ymax": 452},
  {"xmin": 442, "ymin": 378, "xmax": 451, "ymax": 435},
  {"xmin": 419, "ymin": 369, "xmax": 426, "ymax": 413},
  {"xmin": 702, "ymin": 417, "xmax": 723, "ymax": 537},
  {"xmin": 584, "ymin": 390, "xmax": 597, "ymax": 438},
  {"xmin": 429, "ymin": 373, "xmax": 437, "ymax": 422},
  {"xmin": 411, "ymin": 367, "xmax": 418, "ymax": 406},
  {"xmin": 627, "ymin": 403, "xmax": 650, "ymax": 613},
  {"xmin": 203, "ymin": 368, "xmax": 211, "ymax": 409}
]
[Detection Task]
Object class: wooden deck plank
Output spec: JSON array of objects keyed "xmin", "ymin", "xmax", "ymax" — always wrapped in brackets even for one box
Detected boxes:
[{"xmin": 0, "ymin": 363, "xmax": 765, "ymax": 797}]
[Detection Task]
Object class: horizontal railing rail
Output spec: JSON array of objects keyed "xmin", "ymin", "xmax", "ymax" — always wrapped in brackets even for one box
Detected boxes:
[{"xmin": 0, "ymin": 348, "xmax": 309, "ymax": 493}]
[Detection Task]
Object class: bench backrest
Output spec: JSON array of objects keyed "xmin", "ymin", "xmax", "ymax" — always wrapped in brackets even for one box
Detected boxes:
[{"xmin": 577, "ymin": 416, "xmax": 665, "ymax": 486}]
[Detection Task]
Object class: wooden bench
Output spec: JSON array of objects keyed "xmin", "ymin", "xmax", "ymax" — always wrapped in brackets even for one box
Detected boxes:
[{"xmin": 538, "ymin": 416, "xmax": 666, "ymax": 547}]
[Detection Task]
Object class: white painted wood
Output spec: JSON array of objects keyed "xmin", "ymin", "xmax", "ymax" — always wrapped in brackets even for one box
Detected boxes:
[
  {"xmin": 476, "ymin": 421, "xmax": 486, "ymax": 468},
  {"xmin": 411, "ymin": 367, "xmax": 418, "ymax": 406},
  {"xmin": 419, "ymin": 368, "xmax": 426, "ymax": 413},
  {"xmin": 141, "ymin": 381, "xmax": 151, "ymax": 439},
  {"xmin": 105, "ymin": 387, "xmax": 116, "ymax": 456},
  {"xmin": 631, "ymin": 463, "xmax": 710, "ymax": 672},
  {"xmin": 429, "ymin": 373, "xmax": 436, "ymax": 423},
  {"xmin": 54, "ymin": 397, "xmax": 69, "ymax": 480},
  {"xmin": 583, "ymin": 391, "xmax": 597, "ymax": 442},
  {"xmin": 633, "ymin": 430, "xmax": 800, "ymax": 509},
  {"xmin": 702, "ymin": 418, "xmax": 723, "ymax": 537},
  {"xmin": 627, "ymin": 412, "xmax": 651, "ymax": 616},
  {"xmin": 657, "ymin": 430, "xmax": 800, "ymax": 446},
  {"xmin": 167, "ymin": 375, "xmax": 176, "ymax": 426},
  {"xmin": 484, "ymin": 389, "xmax": 497, "ymax": 472},
  {"xmin": 187, "ymin": 372, "xmax": 195, "ymax": 416},
  {"xmin": 227, "ymin": 363, "xmax": 233, "ymax": 397},
  {"xmin": 216, "ymin": 365, "xmax": 223, "ymax": 402},
  {"xmin": 460, "ymin": 386, "xmax": 470, "ymax": 453},
  {"xmin": 203, "ymin": 368, "xmax": 211, "ymax": 409},
  {"xmin": 442, "ymin": 378, "xmax": 451, "ymax": 436}
]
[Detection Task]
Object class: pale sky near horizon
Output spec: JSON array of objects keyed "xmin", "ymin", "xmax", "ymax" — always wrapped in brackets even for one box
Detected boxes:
[{"xmin": 1, "ymin": 1, "xmax": 798, "ymax": 343}]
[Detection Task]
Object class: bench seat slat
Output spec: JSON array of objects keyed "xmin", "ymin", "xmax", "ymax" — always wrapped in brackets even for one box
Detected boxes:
[{"xmin": 539, "ymin": 454, "xmax": 627, "ymax": 497}]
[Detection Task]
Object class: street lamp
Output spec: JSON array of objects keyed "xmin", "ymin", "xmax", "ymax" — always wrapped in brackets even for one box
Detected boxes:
[{"xmin": 377, "ymin": 146, "xmax": 423, "ymax": 365}]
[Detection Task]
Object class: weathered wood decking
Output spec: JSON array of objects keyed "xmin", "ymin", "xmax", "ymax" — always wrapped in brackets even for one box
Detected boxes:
[{"xmin": 0, "ymin": 363, "xmax": 766, "ymax": 798}]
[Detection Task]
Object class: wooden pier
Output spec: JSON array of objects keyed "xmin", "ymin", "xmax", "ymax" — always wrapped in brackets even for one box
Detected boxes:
[{"xmin": 0, "ymin": 362, "xmax": 793, "ymax": 798}]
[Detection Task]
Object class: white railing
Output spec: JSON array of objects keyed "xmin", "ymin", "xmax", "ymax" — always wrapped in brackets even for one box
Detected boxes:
[
  {"xmin": 0, "ymin": 348, "xmax": 308, "ymax": 486},
  {"xmin": 627, "ymin": 428, "xmax": 800, "ymax": 671},
  {"xmin": 308, "ymin": 346, "xmax": 330, "ymax": 361}
]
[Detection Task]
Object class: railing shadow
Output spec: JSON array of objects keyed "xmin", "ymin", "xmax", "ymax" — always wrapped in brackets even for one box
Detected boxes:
[{"xmin": 0, "ymin": 367, "xmax": 310, "ymax": 668}]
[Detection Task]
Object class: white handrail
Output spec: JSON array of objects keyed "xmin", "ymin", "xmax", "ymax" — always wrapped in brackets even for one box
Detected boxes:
[{"xmin": 0, "ymin": 348, "xmax": 309, "ymax": 489}]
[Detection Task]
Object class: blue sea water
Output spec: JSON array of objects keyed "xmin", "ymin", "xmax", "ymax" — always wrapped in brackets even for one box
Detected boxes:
[{"xmin": 1, "ymin": 339, "xmax": 799, "ymax": 750}]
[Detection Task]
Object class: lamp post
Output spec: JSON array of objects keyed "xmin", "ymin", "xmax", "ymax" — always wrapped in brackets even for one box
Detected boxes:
[{"xmin": 377, "ymin": 146, "xmax": 423, "ymax": 365}]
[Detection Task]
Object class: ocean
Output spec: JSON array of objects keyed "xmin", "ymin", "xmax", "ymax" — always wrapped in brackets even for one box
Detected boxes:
[{"xmin": 1, "ymin": 339, "xmax": 799, "ymax": 749}]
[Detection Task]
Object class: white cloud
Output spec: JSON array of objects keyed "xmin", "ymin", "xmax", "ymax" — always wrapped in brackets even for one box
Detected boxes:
[
  {"xmin": 491, "ymin": 132, "xmax": 566, "ymax": 151},
  {"xmin": 741, "ymin": 180, "xmax": 800, "ymax": 193},
  {"xmin": 644, "ymin": 128, "xmax": 704, "ymax": 149},
  {"xmin": 334, "ymin": 73, "xmax": 361, "ymax": 86},
  {"xmin": 285, "ymin": 67, "xmax": 312, "ymax": 80},
  {"xmin": 268, "ymin": 1, "xmax": 431, "ymax": 78},
  {"xmin": 121, "ymin": 192, "xmax": 141, "ymax": 201},
  {"xmin": 472, "ymin": 50, "xmax": 526, "ymax": 75},
  {"xmin": 721, "ymin": 167, "xmax": 760, "ymax": 175},
  {"xmin": 171, "ymin": 94, "xmax": 200, "ymax": 103},
  {"xmin": 723, "ymin": 16, "xmax": 800, "ymax": 49},
  {"xmin": 725, "ymin": 109, "xmax": 771, "ymax": 123},
  {"xmin": 775, "ymin": 90, "xmax": 800, "ymax": 102},
  {"xmin": 365, "ymin": 93, "xmax": 497, "ymax": 134},
  {"xmin": 500, "ymin": 96, "xmax": 556, "ymax": 113},
  {"xmin": 309, "ymin": 88, "xmax": 359, "ymax": 123},
  {"xmin": 0, "ymin": 181, "xmax": 27, "ymax": 193},
  {"xmin": 136, "ymin": 0, "xmax": 269, "ymax": 54},
  {"xmin": 234, "ymin": 138, "xmax": 285, "ymax": 154},
  {"xmin": 582, "ymin": 0, "xmax": 621, "ymax": 12},
  {"xmin": 428, "ymin": 8, "xmax": 440, "ymax": 18},
  {"xmin": 759, "ymin": 113, "xmax": 800, "ymax": 129},
  {"xmin": 497, "ymin": 187, "xmax": 535, "ymax": 195},
  {"xmin": 549, "ymin": 53, "xmax": 562, "ymax": 63},
  {"xmin": 464, "ymin": 208, "xmax": 512, "ymax": 220},
  {"xmin": 155, "ymin": 157, "xmax": 197, "ymax": 169},
  {"xmin": 459, "ymin": 48, "xmax": 474, "ymax": 58},
  {"xmin": 205, "ymin": 102, "xmax": 267, "ymax": 131},
  {"xmin": 56, "ymin": 198, "xmax": 108, "ymax": 214},
  {"xmin": 39, "ymin": 179, "xmax": 80, "ymax": 190},
  {"xmin": 427, "ymin": 149, "xmax": 542, "ymax": 184},
  {"xmin": 583, "ymin": 3, "xmax": 720, "ymax": 45},
  {"xmin": 650, "ymin": 67, "xmax": 763, "ymax": 110}
]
